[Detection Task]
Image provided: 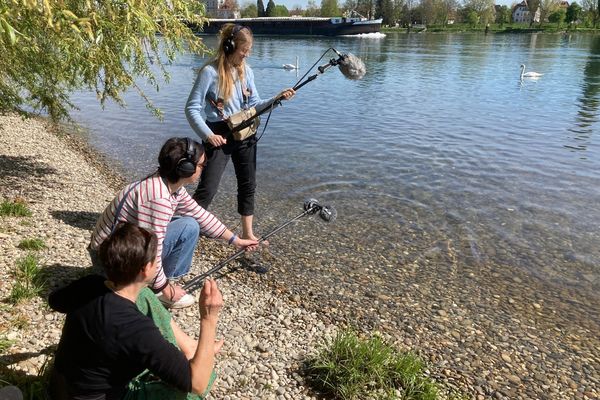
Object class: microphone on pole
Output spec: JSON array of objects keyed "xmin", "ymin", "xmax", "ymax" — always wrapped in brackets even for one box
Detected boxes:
[
  {"xmin": 317, "ymin": 49, "xmax": 366, "ymax": 80},
  {"xmin": 229, "ymin": 47, "xmax": 366, "ymax": 134}
]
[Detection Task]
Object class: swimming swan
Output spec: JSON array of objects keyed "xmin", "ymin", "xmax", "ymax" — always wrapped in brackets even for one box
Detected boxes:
[
  {"xmin": 520, "ymin": 64, "xmax": 543, "ymax": 79},
  {"xmin": 283, "ymin": 56, "xmax": 299, "ymax": 70}
]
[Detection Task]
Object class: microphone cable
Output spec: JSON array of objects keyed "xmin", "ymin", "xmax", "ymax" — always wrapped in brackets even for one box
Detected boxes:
[
  {"xmin": 293, "ymin": 47, "xmax": 335, "ymax": 89},
  {"xmin": 253, "ymin": 47, "xmax": 335, "ymax": 145}
]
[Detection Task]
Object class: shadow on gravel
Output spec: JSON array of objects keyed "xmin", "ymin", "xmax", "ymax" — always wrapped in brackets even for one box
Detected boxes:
[
  {"xmin": 50, "ymin": 210, "xmax": 100, "ymax": 230},
  {"xmin": 41, "ymin": 264, "xmax": 91, "ymax": 297},
  {"xmin": 0, "ymin": 345, "xmax": 56, "ymax": 367},
  {"xmin": 0, "ymin": 155, "xmax": 57, "ymax": 179}
]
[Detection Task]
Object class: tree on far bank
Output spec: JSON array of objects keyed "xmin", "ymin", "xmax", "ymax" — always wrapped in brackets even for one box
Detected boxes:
[
  {"xmin": 0, "ymin": 0, "xmax": 206, "ymax": 121},
  {"xmin": 242, "ymin": 2, "xmax": 259, "ymax": 17},
  {"xmin": 305, "ymin": 0, "xmax": 322, "ymax": 16},
  {"xmin": 566, "ymin": 2, "xmax": 582, "ymax": 24},
  {"xmin": 462, "ymin": 0, "xmax": 495, "ymax": 25},
  {"xmin": 257, "ymin": 0, "xmax": 266, "ymax": 17},
  {"xmin": 528, "ymin": 0, "xmax": 541, "ymax": 26},
  {"xmin": 548, "ymin": 8, "xmax": 567, "ymax": 27},
  {"xmin": 375, "ymin": 0, "xmax": 396, "ymax": 25},
  {"xmin": 321, "ymin": 0, "xmax": 340, "ymax": 16},
  {"xmin": 266, "ymin": 0, "xmax": 276, "ymax": 16},
  {"xmin": 275, "ymin": 4, "xmax": 290, "ymax": 15},
  {"xmin": 538, "ymin": 0, "xmax": 560, "ymax": 27},
  {"xmin": 495, "ymin": 5, "xmax": 511, "ymax": 26},
  {"xmin": 582, "ymin": 0, "xmax": 600, "ymax": 27}
]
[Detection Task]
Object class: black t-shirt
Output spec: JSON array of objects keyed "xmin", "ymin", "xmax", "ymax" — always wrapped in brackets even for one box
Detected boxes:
[{"xmin": 49, "ymin": 275, "xmax": 192, "ymax": 399}]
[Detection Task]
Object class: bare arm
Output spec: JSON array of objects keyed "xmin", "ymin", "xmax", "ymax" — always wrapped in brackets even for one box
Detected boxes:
[
  {"xmin": 171, "ymin": 319, "xmax": 197, "ymax": 360},
  {"xmin": 189, "ymin": 279, "xmax": 223, "ymax": 394}
]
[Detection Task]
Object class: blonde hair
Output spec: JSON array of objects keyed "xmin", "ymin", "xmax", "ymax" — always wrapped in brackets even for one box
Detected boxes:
[{"xmin": 215, "ymin": 24, "xmax": 253, "ymax": 102}]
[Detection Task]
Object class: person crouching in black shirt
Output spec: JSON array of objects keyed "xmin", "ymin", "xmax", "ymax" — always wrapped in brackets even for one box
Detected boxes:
[{"xmin": 48, "ymin": 223, "xmax": 223, "ymax": 400}]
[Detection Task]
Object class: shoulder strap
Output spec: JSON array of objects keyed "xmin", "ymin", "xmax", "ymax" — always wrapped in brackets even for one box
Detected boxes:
[{"xmin": 110, "ymin": 180, "xmax": 142, "ymax": 234}]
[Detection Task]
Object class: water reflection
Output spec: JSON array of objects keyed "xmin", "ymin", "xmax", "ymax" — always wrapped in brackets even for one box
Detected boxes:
[{"xmin": 569, "ymin": 35, "xmax": 600, "ymax": 151}]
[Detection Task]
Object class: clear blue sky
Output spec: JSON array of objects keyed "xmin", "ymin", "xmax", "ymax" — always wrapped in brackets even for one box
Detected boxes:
[{"xmin": 249, "ymin": 0, "xmax": 517, "ymax": 10}]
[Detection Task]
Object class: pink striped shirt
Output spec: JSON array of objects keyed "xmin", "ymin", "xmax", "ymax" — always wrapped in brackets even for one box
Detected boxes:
[{"xmin": 90, "ymin": 174, "xmax": 227, "ymax": 291}]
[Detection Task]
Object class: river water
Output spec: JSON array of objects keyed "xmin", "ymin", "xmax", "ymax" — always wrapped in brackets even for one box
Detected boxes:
[{"xmin": 70, "ymin": 32, "xmax": 600, "ymax": 320}]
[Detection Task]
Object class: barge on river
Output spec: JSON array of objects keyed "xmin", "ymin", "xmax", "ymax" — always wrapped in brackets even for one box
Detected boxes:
[{"xmin": 190, "ymin": 16, "xmax": 383, "ymax": 36}]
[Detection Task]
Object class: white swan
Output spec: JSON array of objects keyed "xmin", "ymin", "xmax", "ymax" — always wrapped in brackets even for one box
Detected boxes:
[
  {"xmin": 283, "ymin": 56, "xmax": 299, "ymax": 70},
  {"xmin": 520, "ymin": 64, "xmax": 543, "ymax": 79}
]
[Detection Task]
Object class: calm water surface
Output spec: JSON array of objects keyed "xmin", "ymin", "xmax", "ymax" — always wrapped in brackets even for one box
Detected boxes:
[{"xmin": 70, "ymin": 32, "xmax": 600, "ymax": 308}]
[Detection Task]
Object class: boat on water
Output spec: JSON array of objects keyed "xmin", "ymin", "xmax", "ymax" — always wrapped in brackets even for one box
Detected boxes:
[{"xmin": 190, "ymin": 16, "xmax": 383, "ymax": 36}]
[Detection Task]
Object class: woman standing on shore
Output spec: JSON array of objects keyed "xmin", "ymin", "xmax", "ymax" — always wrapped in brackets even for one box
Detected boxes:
[{"xmin": 185, "ymin": 24, "xmax": 295, "ymax": 242}]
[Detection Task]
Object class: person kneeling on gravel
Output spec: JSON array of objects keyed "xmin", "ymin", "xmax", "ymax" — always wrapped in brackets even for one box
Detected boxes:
[
  {"xmin": 49, "ymin": 223, "xmax": 224, "ymax": 400},
  {"xmin": 88, "ymin": 137, "xmax": 258, "ymax": 309}
]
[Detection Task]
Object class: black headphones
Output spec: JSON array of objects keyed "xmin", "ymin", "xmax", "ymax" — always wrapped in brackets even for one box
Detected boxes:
[
  {"xmin": 176, "ymin": 138, "xmax": 197, "ymax": 178},
  {"xmin": 223, "ymin": 25, "xmax": 246, "ymax": 55}
]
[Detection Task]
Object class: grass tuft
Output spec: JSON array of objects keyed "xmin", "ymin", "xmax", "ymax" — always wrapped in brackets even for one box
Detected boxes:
[
  {"xmin": 0, "ymin": 336, "xmax": 15, "ymax": 354},
  {"xmin": 9, "ymin": 254, "xmax": 46, "ymax": 304},
  {"xmin": 305, "ymin": 330, "xmax": 439, "ymax": 400},
  {"xmin": 17, "ymin": 238, "xmax": 46, "ymax": 251},
  {"xmin": 0, "ymin": 199, "xmax": 32, "ymax": 217}
]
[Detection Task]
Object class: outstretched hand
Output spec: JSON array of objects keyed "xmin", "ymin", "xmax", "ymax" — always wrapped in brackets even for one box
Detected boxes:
[
  {"xmin": 199, "ymin": 279, "xmax": 223, "ymax": 321},
  {"xmin": 278, "ymin": 88, "xmax": 296, "ymax": 101},
  {"xmin": 234, "ymin": 237, "xmax": 259, "ymax": 252}
]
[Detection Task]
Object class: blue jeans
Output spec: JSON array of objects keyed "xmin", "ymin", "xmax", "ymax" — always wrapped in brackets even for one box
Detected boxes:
[{"xmin": 162, "ymin": 217, "xmax": 200, "ymax": 278}]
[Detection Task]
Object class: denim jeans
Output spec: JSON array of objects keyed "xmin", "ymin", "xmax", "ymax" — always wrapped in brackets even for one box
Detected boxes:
[{"xmin": 161, "ymin": 217, "xmax": 200, "ymax": 278}]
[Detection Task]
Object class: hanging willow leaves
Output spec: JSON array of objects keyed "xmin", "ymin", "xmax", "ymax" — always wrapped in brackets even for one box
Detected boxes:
[{"xmin": 0, "ymin": 0, "xmax": 208, "ymax": 121}]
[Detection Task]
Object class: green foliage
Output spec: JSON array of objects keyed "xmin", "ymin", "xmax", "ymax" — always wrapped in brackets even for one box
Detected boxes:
[
  {"xmin": 9, "ymin": 253, "xmax": 46, "ymax": 304},
  {"xmin": 465, "ymin": 10, "xmax": 480, "ymax": 27},
  {"xmin": 305, "ymin": 330, "xmax": 439, "ymax": 400},
  {"xmin": 566, "ymin": 2, "xmax": 582, "ymax": 24},
  {"xmin": 242, "ymin": 3, "xmax": 258, "ymax": 17},
  {"xmin": 0, "ymin": 200, "xmax": 32, "ymax": 217},
  {"xmin": 274, "ymin": 5, "xmax": 290, "ymax": 16},
  {"xmin": 304, "ymin": 0, "xmax": 321, "ymax": 17},
  {"xmin": 549, "ymin": 8, "xmax": 566, "ymax": 26},
  {"xmin": 0, "ymin": 0, "xmax": 208, "ymax": 121},
  {"xmin": 0, "ymin": 336, "xmax": 15, "ymax": 353},
  {"xmin": 266, "ymin": 0, "xmax": 276, "ymax": 16},
  {"xmin": 257, "ymin": 0, "xmax": 266, "ymax": 17},
  {"xmin": 321, "ymin": 0, "xmax": 340, "ymax": 16},
  {"xmin": 17, "ymin": 238, "xmax": 46, "ymax": 251},
  {"xmin": 495, "ymin": 5, "xmax": 511, "ymax": 26}
]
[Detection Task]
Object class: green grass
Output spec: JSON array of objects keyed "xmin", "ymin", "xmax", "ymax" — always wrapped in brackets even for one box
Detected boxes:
[
  {"xmin": 0, "ymin": 336, "xmax": 15, "ymax": 354},
  {"xmin": 304, "ymin": 330, "xmax": 439, "ymax": 400},
  {"xmin": 17, "ymin": 238, "xmax": 46, "ymax": 251},
  {"xmin": 9, "ymin": 254, "xmax": 46, "ymax": 304},
  {"xmin": 0, "ymin": 200, "xmax": 32, "ymax": 217}
]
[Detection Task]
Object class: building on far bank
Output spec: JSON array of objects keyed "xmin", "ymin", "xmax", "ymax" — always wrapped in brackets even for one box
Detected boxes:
[
  {"xmin": 512, "ymin": 0, "xmax": 540, "ymax": 23},
  {"xmin": 201, "ymin": 0, "xmax": 240, "ymax": 18}
]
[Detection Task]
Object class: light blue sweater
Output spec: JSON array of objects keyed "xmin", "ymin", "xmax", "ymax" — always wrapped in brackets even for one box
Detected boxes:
[{"xmin": 185, "ymin": 62, "xmax": 275, "ymax": 141}]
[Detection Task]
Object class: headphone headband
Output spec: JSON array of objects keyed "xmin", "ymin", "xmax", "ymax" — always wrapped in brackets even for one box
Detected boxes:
[
  {"xmin": 176, "ymin": 137, "xmax": 197, "ymax": 178},
  {"xmin": 223, "ymin": 24, "xmax": 248, "ymax": 55}
]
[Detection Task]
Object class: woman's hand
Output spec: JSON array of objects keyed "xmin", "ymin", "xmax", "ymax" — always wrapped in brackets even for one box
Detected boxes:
[
  {"xmin": 199, "ymin": 279, "xmax": 223, "ymax": 322},
  {"xmin": 234, "ymin": 237, "xmax": 259, "ymax": 252},
  {"xmin": 278, "ymin": 88, "xmax": 296, "ymax": 101},
  {"xmin": 207, "ymin": 134, "xmax": 227, "ymax": 147}
]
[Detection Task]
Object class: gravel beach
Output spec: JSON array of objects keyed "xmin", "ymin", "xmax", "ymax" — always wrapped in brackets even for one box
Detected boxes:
[{"xmin": 0, "ymin": 113, "xmax": 599, "ymax": 399}]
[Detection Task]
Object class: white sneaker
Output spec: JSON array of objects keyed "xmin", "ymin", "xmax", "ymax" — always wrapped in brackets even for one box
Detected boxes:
[{"xmin": 157, "ymin": 293, "xmax": 195, "ymax": 309}]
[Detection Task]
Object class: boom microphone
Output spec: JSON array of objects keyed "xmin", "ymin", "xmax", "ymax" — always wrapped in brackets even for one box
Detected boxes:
[
  {"xmin": 183, "ymin": 199, "xmax": 336, "ymax": 293},
  {"xmin": 317, "ymin": 49, "xmax": 366, "ymax": 80}
]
